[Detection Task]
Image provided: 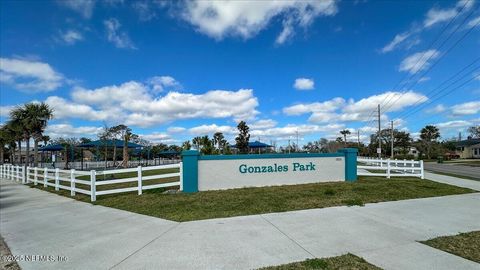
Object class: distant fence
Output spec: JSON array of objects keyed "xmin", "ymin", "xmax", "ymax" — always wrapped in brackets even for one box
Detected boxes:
[
  {"xmin": 35, "ymin": 158, "xmax": 181, "ymax": 170},
  {"xmin": 0, "ymin": 163, "xmax": 182, "ymax": 202},
  {"xmin": 357, "ymin": 156, "xmax": 424, "ymax": 179}
]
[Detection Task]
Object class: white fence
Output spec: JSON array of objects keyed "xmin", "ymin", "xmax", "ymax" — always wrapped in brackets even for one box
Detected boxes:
[
  {"xmin": 357, "ymin": 156, "xmax": 424, "ymax": 179},
  {"xmin": 35, "ymin": 158, "xmax": 181, "ymax": 170},
  {"xmin": 0, "ymin": 163, "xmax": 182, "ymax": 202}
]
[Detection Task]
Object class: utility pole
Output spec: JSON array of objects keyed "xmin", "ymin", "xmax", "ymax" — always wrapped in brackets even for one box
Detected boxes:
[
  {"xmin": 391, "ymin": 120, "xmax": 394, "ymax": 159},
  {"xmin": 296, "ymin": 130, "xmax": 299, "ymax": 152},
  {"xmin": 357, "ymin": 130, "xmax": 360, "ymax": 146},
  {"xmin": 377, "ymin": 104, "xmax": 381, "ymax": 158}
]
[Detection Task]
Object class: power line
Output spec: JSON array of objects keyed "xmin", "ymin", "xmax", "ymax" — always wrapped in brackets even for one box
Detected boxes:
[
  {"xmin": 376, "ymin": 0, "xmax": 473, "ymax": 111},
  {"xmin": 382, "ymin": 9, "xmax": 480, "ymax": 114}
]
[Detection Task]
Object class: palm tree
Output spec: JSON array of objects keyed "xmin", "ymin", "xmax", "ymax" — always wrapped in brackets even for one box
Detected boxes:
[
  {"xmin": 340, "ymin": 129, "xmax": 351, "ymax": 146},
  {"xmin": 192, "ymin": 136, "xmax": 201, "ymax": 150},
  {"xmin": 10, "ymin": 103, "xmax": 53, "ymax": 166},
  {"xmin": 420, "ymin": 125, "xmax": 440, "ymax": 159}
]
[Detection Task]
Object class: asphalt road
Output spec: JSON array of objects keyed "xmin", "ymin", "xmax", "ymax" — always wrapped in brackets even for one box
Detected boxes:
[{"xmin": 424, "ymin": 162, "xmax": 480, "ymax": 180}]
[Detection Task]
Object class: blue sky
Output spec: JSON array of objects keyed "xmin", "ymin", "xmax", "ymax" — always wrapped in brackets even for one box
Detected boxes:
[{"xmin": 1, "ymin": 0, "xmax": 479, "ymax": 146}]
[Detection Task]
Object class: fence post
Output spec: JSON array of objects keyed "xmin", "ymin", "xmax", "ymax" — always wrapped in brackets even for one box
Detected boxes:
[
  {"xmin": 90, "ymin": 170, "xmax": 96, "ymax": 202},
  {"xmin": 25, "ymin": 167, "xmax": 29, "ymax": 183},
  {"xmin": 420, "ymin": 160, "xmax": 424, "ymax": 179},
  {"xmin": 387, "ymin": 159, "xmax": 391, "ymax": 179},
  {"xmin": 44, "ymin": 168, "xmax": 48, "ymax": 187},
  {"xmin": 55, "ymin": 168, "xmax": 59, "ymax": 191},
  {"xmin": 179, "ymin": 162, "xmax": 183, "ymax": 191},
  {"xmin": 137, "ymin": 166, "xmax": 142, "ymax": 195},
  {"xmin": 70, "ymin": 169, "xmax": 75, "ymax": 196},
  {"xmin": 34, "ymin": 167, "xmax": 38, "ymax": 185}
]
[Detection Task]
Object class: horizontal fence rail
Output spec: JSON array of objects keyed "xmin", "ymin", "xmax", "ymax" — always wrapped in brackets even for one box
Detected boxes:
[
  {"xmin": 33, "ymin": 158, "xmax": 181, "ymax": 170},
  {"xmin": 357, "ymin": 156, "xmax": 424, "ymax": 179},
  {"xmin": 1, "ymin": 163, "xmax": 183, "ymax": 202}
]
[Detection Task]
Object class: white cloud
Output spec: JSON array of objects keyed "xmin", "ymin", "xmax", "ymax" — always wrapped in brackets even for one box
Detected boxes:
[
  {"xmin": 424, "ymin": 0, "xmax": 474, "ymax": 28},
  {"xmin": 436, "ymin": 120, "xmax": 473, "ymax": 130},
  {"xmin": 68, "ymin": 80, "xmax": 259, "ymax": 127},
  {"xmin": 179, "ymin": 0, "xmax": 338, "ymax": 43},
  {"xmin": 167, "ymin": 127, "xmax": 186, "ymax": 134},
  {"xmin": 275, "ymin": 18, "xmax": 295, "ymax": 45},
  {"xmin": 467, "ymin": 16, "xmax": 480, "ymax": 27},
  {"xmin": 140, "ymin": 132, "xmax": 178, "ymax": 144},
  {"xmin": 381, "ymin": 32, "xmax": 411, "ymax": 53},
  {"xmin": 58, "ymin": 0, "xmax": 95, "ymax": 19},
  {"xmin": 250, "ymin": 119, "xmax": 278, "ymax": 129},
  {"xmin": 426, "ymin": 104, "xmax": 446, "ymax": 114},
  {"xmin": 104, "ymin": 18, "xmax": 136, "ymax": 49},
  {"xmin": 45, "ymin": 96, "xmax": 123, "ymax": 122},
  {"xmin": 293, "ymin": 78, "xmax": 315, "ymax": 90},
  {"xmin": 60, "ymin": 30, "xmax": 83, "ymax": 45},
  {"xmin": 0, "ymin": 105, "xmax": 15, "ymax": 122},
  {"xmin": 45, "ymin": 124, "xmax": 103, "ymax": 138},
  {"xmin": 132, "ymin": 1, "xmax": 157, "ymax": 21},
  {"xmin": 250, "ymin": 123, "xmax": 344, "ymax": 141},
  {"xmin": 189, "ymin": 124, "xmax": 237, "ymax": 136},
  {"xmin": 283, "ymin": 91, "xmax": 427, "ymax": 124},
  {"xmin": 147, "ymin": 76, "xmax": 182, "ymax": 92},
  {"xmin": 399, "ymin": 50, "xmax": 439, "ymax": 74},
  {"xmin": 451, "ymin": 101, "xmax": 480, "ymax": 116},
  {"xmin": 283, "ymin": 98, "xmax": 344, "ymax": 115},
  {"xmin": 381, "ymin": 0, "xmax": 474, "ymax": 53},
  {"xmin": 0, "ymin": 57, "xmax": 64, "ymax": 92}
]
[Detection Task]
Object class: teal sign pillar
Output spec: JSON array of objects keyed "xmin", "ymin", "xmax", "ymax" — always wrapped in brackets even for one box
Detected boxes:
[
  {"xmin": 338, "ymin": 148, "xmax": 358, "ymax": 182},
  {"xmin": 181, "ymin": 150, "xmax": 200, "ymax": 193}
]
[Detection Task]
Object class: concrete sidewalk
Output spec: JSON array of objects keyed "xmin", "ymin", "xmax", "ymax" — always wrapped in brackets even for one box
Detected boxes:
[
  {"xmin": 1, "ymin": 179, "xmax": 479, "ymax": 270},
  {"xmin": 425, "ymin": 171, "xmax": 480, "ymax": 191}
]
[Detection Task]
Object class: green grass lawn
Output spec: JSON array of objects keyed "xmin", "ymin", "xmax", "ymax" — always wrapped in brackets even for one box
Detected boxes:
[
  {"xmin": 257, "ymin": 254, "xmax": 381, "ymax": 270},
  {"xmin": 30, "ymin": 175, "xmax": 475, "ymax": 222},
  {"xmin": 421, "ymin": 231, "xmax": 480, "ymax": 263}
]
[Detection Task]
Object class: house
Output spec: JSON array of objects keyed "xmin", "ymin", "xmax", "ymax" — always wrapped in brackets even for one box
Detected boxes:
[
  {"xmin": 455, "ymin": 138, "xmax": 480, "ymax": 159},
  {"xmin": 393, "ymin": 146, "xmax": 419, "ymax": 158}
]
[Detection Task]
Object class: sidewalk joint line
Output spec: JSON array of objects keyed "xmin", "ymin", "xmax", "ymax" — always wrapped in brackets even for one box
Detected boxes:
[
  {"xmin": 109, "ymin": 223, "xmax": 180, "ymax": 270},
  {"xmin": 260, "ymin": 215, "xmax": 316, "ymax": 258}
]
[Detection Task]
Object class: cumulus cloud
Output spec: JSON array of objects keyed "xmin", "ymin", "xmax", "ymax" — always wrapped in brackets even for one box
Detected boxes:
[
  {"xmin": 66, "ymin": 79, "xmax": 260, "ymax": 127},
  {"xmin": 0, "ymin": 57, "xmax": 64, "ymax": 92},
  {"xmin": 283, "ymin": 91, "xmax": 427, "ymax": 123},
  {"xmin": 45, "ymin": 123, "xmax": 103, "ymax": 138},
  {"xmin": 178, "ymin": 0, "xmax": 338, "ymax": 43},
  {"xmin": 451, "ymin": 101, "xmax": 480, "ymax": 116},
  {"xmin": 104, "ymin": 18, "xmax": 136, "ymax": 49},
  {"xmin": 426, "ymin": 104, "xmax": 446, "ymax": 114},
  {"xmin": 140, "ymin": 132, "xmax": 178, "ymax": 144},
  {"xmin": 188, "ymin": 124, "xmax": 237, "ymax": 136},
  {"xmin": 293, "ymin": 78, "xmax": 315, "ymax": 90},
  {"xmin": 436, "ymin": 120, "xmax": 473, "ymax": 130},
  {"xmin": 399, "ymin": 50, "xmax": 439, "ymax": 74},
  {"xmin": 58, "ymin": 0, "xmax": 96, "ymax": 19},
  {"xmin": 60, "ymin": 30, "xmax": 84, "ymax": 45},
  {"xmin": 250, "ymin": 119, "xmax": 278, "ymax": 129},
  {"xmin": 45, "ymin": 96, "xmax": 124, "ymax": 122},
  {"xmin": 147, "ymin": 76, "xmax": 182, "ymax": 92}
]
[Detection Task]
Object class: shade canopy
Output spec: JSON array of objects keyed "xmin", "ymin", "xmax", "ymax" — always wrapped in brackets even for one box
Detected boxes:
[
  {"xmin": 77, "ymin": 139, "xmax": 143, "ymax": 149},
  {"xmin": 159, "ymin": 150, "xmax": 180, "ymax": 156},
  {"xmin": 248, "ymin": 141, "xmax": 273, "ymax": 149},
  {"xmin": 231, "ymin": 141, "xmax": 273, "ymax": 149},
  {"xmin": 39, "ymin": 144, "xmax": 64, "ymax": 152}
]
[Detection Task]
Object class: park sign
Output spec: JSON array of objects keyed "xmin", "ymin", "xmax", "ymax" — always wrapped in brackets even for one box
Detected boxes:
[{"xmin": 181, "ymin": 149, "xmax": 358, "ymax": 192}]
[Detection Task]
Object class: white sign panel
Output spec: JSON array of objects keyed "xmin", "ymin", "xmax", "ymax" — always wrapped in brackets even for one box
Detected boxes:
[{"xmin": 198, "ymin": 156, "xmax": 345, "ymax": 191}]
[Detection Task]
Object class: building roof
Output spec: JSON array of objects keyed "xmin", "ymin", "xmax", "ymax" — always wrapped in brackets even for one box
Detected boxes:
[
  {"xmin": 456, "ymin": 138, "xmax": 480, "ymax": 147},
  {"xmin": 77, "ymin": 139, "xmax": 143, "ymax": 148},
  {"xmin": 39, "ymin": 144, "xmax": 64, "ymax": 152}
]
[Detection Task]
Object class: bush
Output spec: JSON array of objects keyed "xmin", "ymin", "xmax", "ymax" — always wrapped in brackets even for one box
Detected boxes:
[{"xmin": 394, "ymin": 154, "xmax": 415, "ymax": 160}]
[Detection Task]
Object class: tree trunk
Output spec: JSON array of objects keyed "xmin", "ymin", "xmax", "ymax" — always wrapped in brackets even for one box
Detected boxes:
[
  {"xmin": 122, "ymin": 136, "xmax": 129, "ymax": 168},
  {"xmin": 0, "ymin": 146, "xmax": 4, "ymax": 165},
  {"xmin": 25, "ymin": 138, "xmax": 30, "ymax": 166},
  {"xmin": 17, "ymin": 140, "xmax": 22, "ymax": 165},
  {"xmin": 113, "ymin": 145, "xmax": 117, "ymax": 166},
  {"xmin": 33, "ymin": 139, "xmax": 39, "ymax": 167}
]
